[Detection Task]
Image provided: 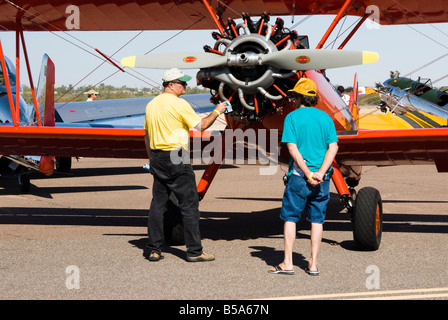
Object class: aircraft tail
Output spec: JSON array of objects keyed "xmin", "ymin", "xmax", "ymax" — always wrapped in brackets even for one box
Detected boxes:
[
  {"xmin": 35, "ymin": 54, "xmax": 55, "ymax": 127},
  {"xmin": 349, "ymin": 73, "xmax": 359, "ymax": 131}
]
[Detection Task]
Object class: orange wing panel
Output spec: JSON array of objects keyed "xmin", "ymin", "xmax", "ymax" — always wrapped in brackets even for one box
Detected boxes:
[
  {"xmin": 337, "ymin": 128, "xmax": 448, "ymax": 168},
  {"xmin": 0, "ymin": 126, "xmax": 216, "ymax": 159},
  {"xmin": 2, "ymin": 125, "xmax": 447, "ymax": 171},
  {"xmin": 0, "ymin": 126, "xmax": 147, "ymax": 158}
]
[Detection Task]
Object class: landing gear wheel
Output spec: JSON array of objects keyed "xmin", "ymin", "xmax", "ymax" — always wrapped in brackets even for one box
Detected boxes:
[
  {"xmin": 55, "ymin": 157, "xmax": 72, "ymax": 173},
  {"xmin": 163, "ymin": 193, "xmax": 185, "ymax": 245},
  {"xmin": 352, "ymin": 187, "xmax": 383, "ymax": 250},
  {"xmin": 18, "ymin": 174, "xmax": 31, "ymax": 193},
  {"xmin": 349, "ymin": 188, "xmax": 357, "ymax": 201}
]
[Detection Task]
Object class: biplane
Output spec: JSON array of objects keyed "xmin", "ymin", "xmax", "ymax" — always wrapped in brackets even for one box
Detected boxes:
[
  {"xmin": 1, "ymin": 0, "xmax": 448, "ymax": 251},
  {"xmin": 363, "ymin": 71, "xmax": 448, "ymax": 129}
]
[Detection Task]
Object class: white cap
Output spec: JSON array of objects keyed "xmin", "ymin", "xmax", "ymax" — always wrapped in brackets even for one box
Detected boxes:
[
  {"xmin": 84, "ymin": 89, "xmax": 99, "ymax": 95},
  {"xmin": 162, "ymin": 68, "xmax": 192, "ymax": 82}
]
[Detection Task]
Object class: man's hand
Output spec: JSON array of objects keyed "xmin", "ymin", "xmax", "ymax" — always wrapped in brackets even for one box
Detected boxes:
[
  {"xmin": 215, "ymin": 101, "xmax": 227, "ymax": 114},
  {"xmin": 308, "ymin": 172, "xmax": 323, "ymax": 186}
]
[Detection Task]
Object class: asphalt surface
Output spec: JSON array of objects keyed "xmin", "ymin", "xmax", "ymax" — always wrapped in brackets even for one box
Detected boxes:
[{"xmin": 0, "ymin": 157, "xmax": 447, "ymax": 303}]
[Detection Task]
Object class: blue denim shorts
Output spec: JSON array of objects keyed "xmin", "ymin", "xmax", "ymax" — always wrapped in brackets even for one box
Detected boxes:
[{"xmin": 280, "ymin": 174, "xmax": 330, "ymax": 224}]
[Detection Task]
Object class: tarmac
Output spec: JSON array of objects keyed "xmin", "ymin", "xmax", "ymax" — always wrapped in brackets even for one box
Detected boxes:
[
  {"xmin": 0, "ymin": 105, "xmax": 447, "ymax": 305},
  {"xmin": 0, "ymin": 156, "xmax": 447, "ymax": 303}
]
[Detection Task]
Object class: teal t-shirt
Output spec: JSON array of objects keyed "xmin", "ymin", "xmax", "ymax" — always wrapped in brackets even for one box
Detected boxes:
[{"xmin": 282, "ymin": 107, "xmax": 338, "ymax": 174}]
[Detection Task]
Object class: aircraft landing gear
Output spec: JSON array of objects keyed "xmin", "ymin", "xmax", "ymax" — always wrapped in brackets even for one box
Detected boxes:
[
  {"xmin": 351, "ymin": 187, "xmax": 383, "ymax": 251},
  {"xmin": 332, "ymin": 162, "xmax": 383, "ymax": 250},
  {"xmin": 18, "ymin": 173, "xmax": 30, "ymax": 193},
  {"xmin": 55, "ymin": 157, "xmax": 72, "ymax": 173}
]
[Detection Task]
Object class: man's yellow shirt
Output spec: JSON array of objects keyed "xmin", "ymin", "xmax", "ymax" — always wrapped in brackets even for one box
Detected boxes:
[{"xmin": 144, "ymin": 93, "xmax": 201, "ymax": 151}]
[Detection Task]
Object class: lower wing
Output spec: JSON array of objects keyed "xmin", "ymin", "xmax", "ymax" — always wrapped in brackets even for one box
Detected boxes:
[{"xmin": 337, "ymin": 128, "xmax": 448, "ymax": 172}]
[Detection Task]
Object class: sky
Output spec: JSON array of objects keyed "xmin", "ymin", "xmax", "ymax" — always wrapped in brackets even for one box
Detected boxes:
[{"xmin": 1, "ymin": 14, "xmax": 448, "ymax": 91}]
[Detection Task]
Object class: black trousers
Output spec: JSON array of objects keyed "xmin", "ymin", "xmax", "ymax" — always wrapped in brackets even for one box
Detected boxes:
[{"xmin": 147, "ymin": 150, "xmax": 203, "ymax": 257}]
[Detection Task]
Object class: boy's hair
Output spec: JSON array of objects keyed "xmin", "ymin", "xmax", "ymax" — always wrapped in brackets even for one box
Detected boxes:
[{"xmin": 298, "ymin": 93, "xmax": 319, "ymax": 107}]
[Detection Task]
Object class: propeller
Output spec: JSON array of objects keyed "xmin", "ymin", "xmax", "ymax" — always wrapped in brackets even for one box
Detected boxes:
[
  {"xmin": 121, "ymin": 52, "xmax": 227, "ymax": 69},
  {"xmin": 121, "ymin": 49, "xmax": 379, "ymax": 70},
  {"xmin": 260, "ymin": 49, "xmax": 379, "ymax": 70}
]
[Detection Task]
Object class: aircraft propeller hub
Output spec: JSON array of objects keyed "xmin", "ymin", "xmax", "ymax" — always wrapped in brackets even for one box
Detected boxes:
[
  {"xmin": 198, "ymin": 34, "xmax": 279, "ymax": 95},
  {"xmin": 221, "ymin": 34, "xmax": 277, "ymax": 92}
]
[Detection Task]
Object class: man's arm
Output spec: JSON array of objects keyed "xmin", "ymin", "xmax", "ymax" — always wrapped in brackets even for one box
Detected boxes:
[
  {"xmin": 144, "ymin": 129, "xmax": 151, "ymax": 161},
  {"xmin": 314, "ymin": 142, "xmax": 338, "ymax": 181},
  {"xmin": 287, "ymin": 142, "xmax": 313, "ymax": 180},
  {"xmin": 194, "ymin": 102, "xmax": 227, "ymax": 132}
]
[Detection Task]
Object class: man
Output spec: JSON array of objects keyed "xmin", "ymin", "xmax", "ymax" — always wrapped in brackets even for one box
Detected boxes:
[
  {"xmin": 144, "ymin": 68, "xmax": 227, "ymax": 262},
  {"xmin": 337, "ymin": 86, "xmax": 350, "ymax": 105},
  {"xmin": 269, "ymin": 78, "xmax": 338, "ymax": 276},
  {"xmin": 85, "ymin": 89, "xmax": 99, "ymax": 101}
]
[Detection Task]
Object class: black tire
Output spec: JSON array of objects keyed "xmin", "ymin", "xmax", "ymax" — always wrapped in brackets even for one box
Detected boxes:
[
  {"xmin": 55, "ymin": 157, "xmax": 72, "ymax": 173},
  {"xmin": 18, "ymin": 174, "xmax": 31, "ymax": 193},
  {"xmin": 352, "ymin": 187, "xmax": 383, "ymax": 250},
  {"xmin": 163, "ymin": 193, "xmax": 185, "ymax": 245}
]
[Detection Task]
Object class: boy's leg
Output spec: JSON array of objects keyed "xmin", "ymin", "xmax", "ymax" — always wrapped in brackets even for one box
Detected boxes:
[
  {"xmin": 308, "ymin": 222, "xmax": 323, "ymax": 272},
  {"xmin": 282, "ymin": 221, "xmax": 297, "ymax": 270}
]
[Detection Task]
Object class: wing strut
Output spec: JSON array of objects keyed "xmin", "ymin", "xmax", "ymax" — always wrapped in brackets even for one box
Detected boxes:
[
  {"xmin": 14, "ymin": 18, "xmax": 21, "ymax": 126},
  {"xmin": 331, "ymin": 160, "xmax": 354, "ymax": 210},
  {"xmin": 19, "ymin": 25, "xmax": 41, "ymax": 126},
  {"xmin": 196, "ymin": 128, "xmax": 229, "ymax": 200},
  {"xmin": 316, "ymin": 0, "xmax": 353, "ymax": 49},
  {"xmin": 202, "ymin": 0, "xmax": 227, "ymax": 37},
  {"xmin": 0, "ymin": 39, "xmax": 16, "ymax": 124},
  {"xmin": 337, "ymin": 11, "xmax": 372, "ymax": 50}
]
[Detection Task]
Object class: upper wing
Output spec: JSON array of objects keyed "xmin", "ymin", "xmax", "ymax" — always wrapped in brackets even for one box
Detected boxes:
[{"xmin": 1, "ymin": 0, "xmax": 447, "ymax": 32}]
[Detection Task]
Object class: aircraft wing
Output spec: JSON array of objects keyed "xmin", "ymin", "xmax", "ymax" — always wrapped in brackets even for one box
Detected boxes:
[
  {"xmin": 1, "ymin": 0, "xmax": 448, "ymax": 32},
  {"xmin": 1, "ymin": 124, "xmax": 447, "ymax": 171},
  {"xmin": 336, "ymin": 128, "xmax": 448, "ymax": 172},
  {"xmin": 0, "ymin": 126, "xmax": 147, "ymax": 158},
  {"xmin": 0, "ymin": 93, "xmax": 216, "ymax": 159},
  {"xmin": 55, "ymin": 93, "xmax": 214, "ymax": 125},
  {"xmin": 0, "ymin": 123, "xmax": 219, "ymax": 160}
]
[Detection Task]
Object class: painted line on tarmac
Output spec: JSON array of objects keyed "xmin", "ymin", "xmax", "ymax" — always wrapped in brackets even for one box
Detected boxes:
[{"xmin": 262, "ymin": 287, "xmax": 448, "ymax": 300}]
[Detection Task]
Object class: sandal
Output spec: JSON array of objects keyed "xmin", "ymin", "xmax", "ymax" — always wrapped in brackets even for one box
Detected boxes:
[
  {"xmin": 305, "ymin": 267, "xmax": 319, "ymax": 276},
  {"xmin": 268, "ymin": 265, "xmax": 294, "ymax": 275}
]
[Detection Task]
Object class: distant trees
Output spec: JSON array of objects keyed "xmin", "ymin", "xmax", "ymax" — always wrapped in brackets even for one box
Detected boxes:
[
  {"xmin": 21, "ymin": 83, "xmax": 209, "ymax": 103},
  {"xmin": 20, "ymin": 83, "xmax": 383, "ymax": 106}
]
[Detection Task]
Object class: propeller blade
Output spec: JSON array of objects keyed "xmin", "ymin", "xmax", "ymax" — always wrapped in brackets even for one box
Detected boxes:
[
  {"xmin": 261, "ymin": 49, "xmax": 379, "ymax": 70},
  {"xmin": 121, "ymin": 52, "xmax": 227, "ymax": 69}
]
